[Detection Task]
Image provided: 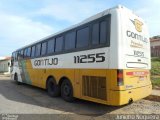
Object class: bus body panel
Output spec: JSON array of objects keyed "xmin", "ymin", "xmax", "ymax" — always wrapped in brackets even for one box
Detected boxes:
[
  {"xmin": 120, "ymin": 7, "xmax": 151, "ymax": 69},
  {"xmin": 109, "ymin": 84, "xmax": 152, "ymax": 106},
  {"xmin": 117, "ymin": 7, "xmax": 152, "ymax": 93}
]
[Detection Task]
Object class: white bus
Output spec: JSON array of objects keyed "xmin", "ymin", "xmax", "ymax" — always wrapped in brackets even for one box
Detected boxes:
[{"xmin": 11, "ymin": 5, "xmax": 151, "ymax": 106}]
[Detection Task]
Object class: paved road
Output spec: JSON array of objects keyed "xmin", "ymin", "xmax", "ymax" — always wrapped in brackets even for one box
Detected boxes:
[{"xmin": 0, "ymin": 75, "xmax": 160, "ymax": 120}]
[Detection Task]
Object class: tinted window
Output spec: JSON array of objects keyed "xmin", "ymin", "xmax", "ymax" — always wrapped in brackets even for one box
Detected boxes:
[
  {"xmin": 41, "ymin": 42, "xmax": 47, "ymax": 56},
  {"xmin": 20, "ymin": 50, "xmax": 24, "ymax": 58},
  {"xmin": 18, "ymin": 51, "xmax": 21, "ymax": 60},
  {"xmin": 76, "ymin": 27, "xmax": 89, "ymax": 48},
  {"xmin": 100, "ymin": 21, "xmax": 107, "ymax": 44},
  {"xmin": 47, "ymin": 38, "xmax": 55, "ymax": 54},
  {"xmin": 12, "ymin": 52, "xmax": 15, "ymax": 61},
  {"xmin": 15, "ymin": 52, "xmax": 18, "ymax": 61},
  {"xmin": 24, "ymin": 49, "xmax": 27, "ymax": 58},
  {"xmin": 11, "ymin": 52, "xmax": 16, "ymax": 64},
  {"xmin": 35, "ymin": 43, "xmax": 41, "ymax": 57},
  {"xmin": 92, "ymin": 23, "xmax": 99, "ymax": 45},
  {"xmin": 31, "ymin": 46, "xmax": 35, "ymax": 57},
  {"xmin": 65, "ymin": 31, "xmax": 76, "ymax": 50},
  {"xmin": 27, "ymin": 47, "xmax": 31, "ymax": 58},
  {"xmin": 55, "ymin": 36, "xmax": 63, "ymax": 52},
  {"xmin": 13, "ymin": 53, "xmax": 15, "ymax": 61}
]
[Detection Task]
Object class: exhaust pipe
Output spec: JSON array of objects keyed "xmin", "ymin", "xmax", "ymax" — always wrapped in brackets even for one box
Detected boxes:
[{"xmin": 128, "ymin": 98, "xmax": 133, "ymax": 104}]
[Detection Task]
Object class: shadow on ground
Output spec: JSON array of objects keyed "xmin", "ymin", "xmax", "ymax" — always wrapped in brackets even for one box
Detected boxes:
[
  {"xmin": 145, "ymin": 95, "xmax": 160, "ymax": 102},
  {"xmin": 0, "ymin": 78, "xmax": 125, "ymax": 116}
]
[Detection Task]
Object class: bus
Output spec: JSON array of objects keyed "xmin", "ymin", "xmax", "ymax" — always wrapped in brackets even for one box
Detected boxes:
[{"xmin": 11, "ymin": 5, "xmax": 152, "ymax": 106}]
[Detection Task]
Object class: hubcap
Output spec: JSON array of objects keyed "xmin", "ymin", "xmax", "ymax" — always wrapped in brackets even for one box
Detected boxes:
[
  {"xmin": 49, "ymin": 82, "xmax": 55, "ymax": 92},
  {"xmin": 63, "ymin": 84, "xmax": 70, "ymax": 96}
]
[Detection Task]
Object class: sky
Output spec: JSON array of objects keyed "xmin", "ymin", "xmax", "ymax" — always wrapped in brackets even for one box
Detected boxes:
[{"xmin": 0, "ymin": 0, "xmax": 160, "ymax": 56}]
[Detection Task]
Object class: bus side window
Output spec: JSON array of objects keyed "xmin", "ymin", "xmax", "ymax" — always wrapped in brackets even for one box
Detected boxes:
[
  {"xmin": 20, "ymin": 50, "xmax": 24, "ymax": 59},
  {"xmin": 11, "ymin": 52, "xmax": 15, "ymax": 66},
  {"xmin": 41, "ymin": 42, "xmax": 47, "ymax": 56},
  {"xmin": 35, "ymin": 43, "xmax": 41, "ymax": 57},
  {"xmin": 91, "ymin": 19, "xmax": 110, "ymax": 47},
  {"xmin": 31, "ymin": 46, "xmax": 36, "ymax": 58},
  {"xmin": 15, "ymin": 52, "xmax": 17, "ymax": 61},
  {"xmin": 27, "ymin": 47, "xmax": 31, "ymax": 58},
  {"xmin": 12, "ymin": 52, "xmax": 15, "ymax": 61},
  {"xmin": 100, "ymin": 21, "xmax": 107, "ymax": 44},
  {"xmin": 47, "ymin": 38, "xmax": 55, "ymax": 54},
  {"xmin": 17, "ymin": 51, "xmax": 21, "ymax": 60},
  {"xmin": 106, "ymin": 16, "xmax": 111, "ymax": 46},
  {"xmin": 24, "ymin": 48, "xmax": 28, "ymax": 58},
  {"xmin": 76, "ymin": 27, "xmax": 89, "ymax": 48},
  {"xmin": 91, "ymin": 23, "xmax": 99, "ymax": 45},
  {"xmin": 55, "ymin": 36, "xmax": 63, "ymax": 52},
  {"xmin": 11, "ymin": 58, "xmax": 14, "ymax": 66},
  {"xmin": 64, "ymin": 31, "xmax": 76, "ymax": 50}
]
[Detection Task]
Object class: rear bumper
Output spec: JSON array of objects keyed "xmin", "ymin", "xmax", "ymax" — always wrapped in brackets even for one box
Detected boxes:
[{"xmin": 108, "ymin": 84, "xmax": 152, "ymax": 106}]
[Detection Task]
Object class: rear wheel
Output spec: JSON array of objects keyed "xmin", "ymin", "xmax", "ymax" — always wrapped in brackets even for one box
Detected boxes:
[
  {"xmin": 61, "ymin": 79, "xmax": 75, "ymax": 102},
  {"xmin": 47, "ymin": 77, "xmax": 60, "ymax": 97}
]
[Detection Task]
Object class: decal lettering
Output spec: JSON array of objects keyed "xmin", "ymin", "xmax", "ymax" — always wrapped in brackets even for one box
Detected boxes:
[
  {"xmin": 74, "ymin": 53, "xmax": 105, "ymax": 63},
  {"xmin": 34, "ymin": 58, "xmax": 58, "ymax": 66},
  {"xmin": 130, "ymin": 40, "xmax": 143, "ymax": 48},
  {"xmin": 126, "ymin": 30, "xmax": 148, "ymax": 43},
  {"xmin": 134, "ymin": 50, "xmax": 144, "ymax": 57}
]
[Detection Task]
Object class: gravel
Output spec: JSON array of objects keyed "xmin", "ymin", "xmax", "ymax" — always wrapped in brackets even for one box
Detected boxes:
[{"xmin": 0, "ymin": 76, "xmax": 159, "ymax": 120}]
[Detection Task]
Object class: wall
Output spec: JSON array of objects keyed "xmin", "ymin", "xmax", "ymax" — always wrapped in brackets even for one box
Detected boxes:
[
  {"xmin": 0, "ymin": 60, "xmax": 10, "ymax": 73},
  {"xmin": 150, "ymin": 39, "xmax": 160, "ymax": 57}
]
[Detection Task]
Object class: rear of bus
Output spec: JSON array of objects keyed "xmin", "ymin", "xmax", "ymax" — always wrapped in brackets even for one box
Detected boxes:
[{"xmin": 109, "ymin": 6, "xmax": 152, "ymax": 106}]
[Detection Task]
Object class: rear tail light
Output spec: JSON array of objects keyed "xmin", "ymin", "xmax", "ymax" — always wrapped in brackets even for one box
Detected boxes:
[{"xmin": 117, "ymin": 69, "xmax": 124, "ymax": 86}]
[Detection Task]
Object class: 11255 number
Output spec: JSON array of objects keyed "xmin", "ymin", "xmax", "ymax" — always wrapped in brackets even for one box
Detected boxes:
[{"xmin": 74, "ymin": 53, "xmax": 105, "ymax": 63}]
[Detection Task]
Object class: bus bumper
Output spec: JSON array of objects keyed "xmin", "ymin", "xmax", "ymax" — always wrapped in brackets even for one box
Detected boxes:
[{"xmin": 109, "ymin": 84, "xmax": 152, "ymax": 106}]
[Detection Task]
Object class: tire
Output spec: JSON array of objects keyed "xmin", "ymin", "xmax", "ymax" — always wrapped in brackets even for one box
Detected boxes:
[
  {"xmin": 47, "ymin": 77, "xmax": 60, "ymax": 97},
  {"xmin": 61, "ymin": 79, "xmax": 75, "ymax": 102},
  {"xmin": 14, "ymin": 73, "xmax": 21, "ymax": 85}
]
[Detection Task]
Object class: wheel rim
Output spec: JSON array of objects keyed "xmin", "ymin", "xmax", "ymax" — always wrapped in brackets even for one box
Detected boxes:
[
  {"xmin": 49, "ymin": 82, "xmax": 55, "ymax": 92},
  {"xmin": 63, "ymin": 83, "xmax": 71, "ymax": 96}
]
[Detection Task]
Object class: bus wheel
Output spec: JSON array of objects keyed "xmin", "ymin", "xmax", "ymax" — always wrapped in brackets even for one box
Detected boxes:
[
  {"xmin": 14, "ymin": 73, "xmax": 21, "ymax": 85},
  {"xmin": 47, "ymin": 77, "xmax": 60, "ymax": 97},
  {"xmin": 61, "ymin": 79, "xmax": 75, "ymax": 102}
]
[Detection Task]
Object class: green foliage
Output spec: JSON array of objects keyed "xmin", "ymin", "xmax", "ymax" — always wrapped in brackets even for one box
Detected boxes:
[
  {"xmin": 151, "ymin": 77, "xmax": 160, "ymax": 87},
  {"xmin": 151, "ymin": 57, "xmax": 160, "ymax": 87},
  {"xmin": 151, "ymin": 57, "xmax": 160, "ymax": 76}
]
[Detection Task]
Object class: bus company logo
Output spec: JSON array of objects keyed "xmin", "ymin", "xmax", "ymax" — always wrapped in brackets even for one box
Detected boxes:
[{"xmin": 130, "ymin": 19, "xmax": 143, "ymax": 32}]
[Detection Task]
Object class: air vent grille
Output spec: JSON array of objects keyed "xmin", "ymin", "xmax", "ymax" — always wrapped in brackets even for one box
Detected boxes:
[{"xmin": 82, "ymin": 76, "xmax": 106, "ymax": 100}]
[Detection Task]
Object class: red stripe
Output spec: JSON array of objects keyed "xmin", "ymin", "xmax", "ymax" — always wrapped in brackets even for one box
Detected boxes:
[
  {"xmin": 126, "ymin": 72, "xmax": 133, "ymax": 75},
  {"xmin": 126, "ymin": 71, "xmax": 149, "ymax": 76}
]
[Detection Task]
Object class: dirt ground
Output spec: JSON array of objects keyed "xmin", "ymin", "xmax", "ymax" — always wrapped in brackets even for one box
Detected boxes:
[{"xmin": 0, "ymin": 75, "xmax": 160, "ymax": 120}]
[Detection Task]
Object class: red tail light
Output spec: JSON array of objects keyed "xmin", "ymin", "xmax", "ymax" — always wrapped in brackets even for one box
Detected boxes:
[{"xmin": 117, "ymin": 69, "xmax": 124, "ymax": 86}]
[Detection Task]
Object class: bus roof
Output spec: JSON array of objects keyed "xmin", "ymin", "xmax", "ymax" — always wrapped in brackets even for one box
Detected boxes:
[{"xmin": 15, "ymin": 5, "xmax": 129, "ymax": 52}]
